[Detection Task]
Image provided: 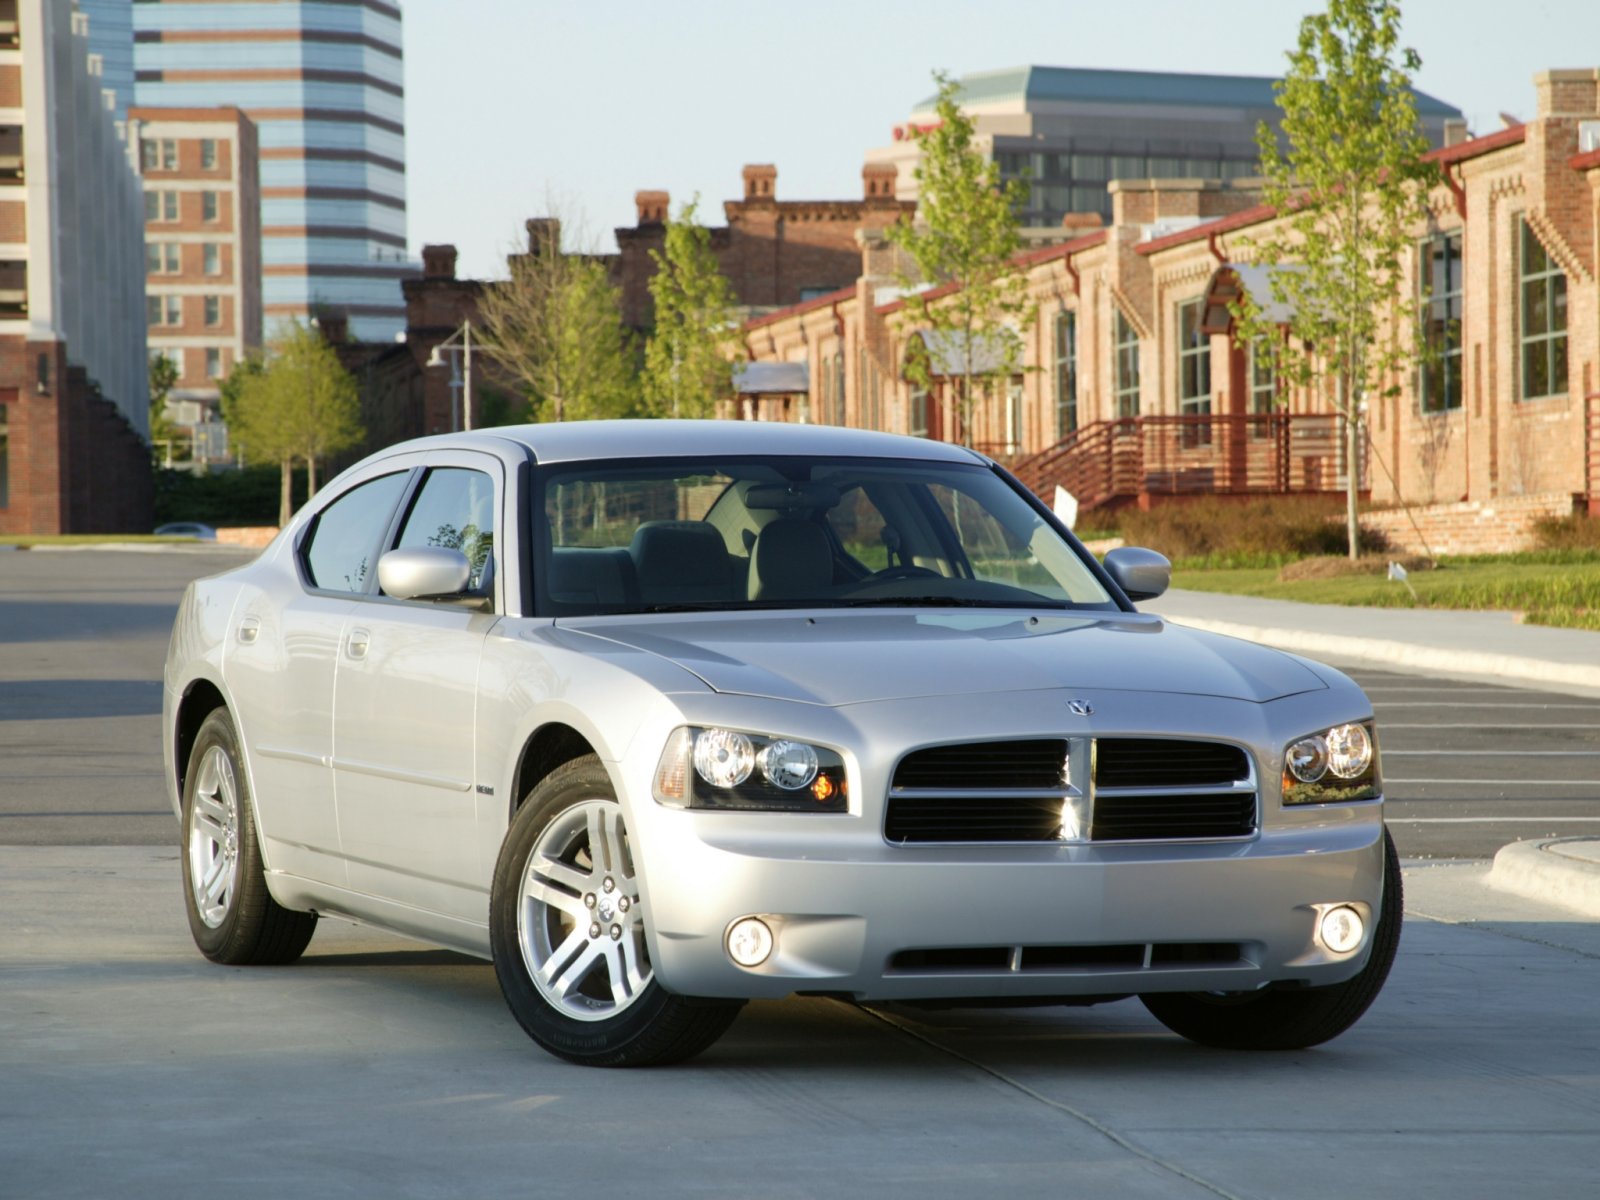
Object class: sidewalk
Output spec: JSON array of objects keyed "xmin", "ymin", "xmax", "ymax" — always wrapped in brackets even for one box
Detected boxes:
[
  {"xmin": 1149, "ymin": 587, "xmax": 1600, "ymax": 698},
  {"xmin": 1146, "ymin": 587, "xmax": 1600, "ymax": 919}
]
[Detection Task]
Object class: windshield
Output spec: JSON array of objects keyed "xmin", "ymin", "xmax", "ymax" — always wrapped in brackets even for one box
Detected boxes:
[{"xmin": 534, "ymin": 456, "xmax": 1116, "ymax": 617}]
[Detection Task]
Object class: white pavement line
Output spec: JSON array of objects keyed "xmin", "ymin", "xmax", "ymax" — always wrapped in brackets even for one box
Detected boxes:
[
  {"xmin": 1376, "ymin": 702, "xmax": 1600, "ymax": 709},
  {"xmin": 1385, "ymin": 750, "xmax": 1600, "ymax": 756},
  {"xmin": 1389, "ymin": 816, "xmax": 1600, "ymax": 823},
  {"xmin": 1165, "ymin": 614, "xmax": 1600, "ymax": 693},
  {"xmin": 856, "ymin": 1004, "xmax": 1246, "ymax": 1200},
  {"xmin": 1382, "ymin": 723, "xmax": 1600, "ymax": 729},
  {"xmin": 1386, "ymin": 778, "xmax": 1600, "ymax": 785}
]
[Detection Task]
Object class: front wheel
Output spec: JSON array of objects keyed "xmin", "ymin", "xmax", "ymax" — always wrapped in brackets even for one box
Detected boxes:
[
  {"xmin": 1140, "ymin": 828, "xmax": 1402, "ymax": 1050},
  {"xmin": 180, "ymin": 707, "xmax": 316, "ymax": 965},
  {"xmin": 489, "ymin": 755, "xmax": 743, "ymax": 1067}
]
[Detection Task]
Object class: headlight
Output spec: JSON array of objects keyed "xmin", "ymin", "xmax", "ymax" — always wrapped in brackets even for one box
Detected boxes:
[
  {"xmin": 654, "ymin": 727, "xmax": 848, "ymax": 812},
  {"xmin": 1282, "ymin": 721, "xmax": 1380, "ymax": 805}
]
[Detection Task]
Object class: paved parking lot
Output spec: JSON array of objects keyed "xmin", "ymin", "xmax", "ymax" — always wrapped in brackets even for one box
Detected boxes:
[{"xmin": 1348, "ymin": 667, "xmax": 1600, "ymax": 859}]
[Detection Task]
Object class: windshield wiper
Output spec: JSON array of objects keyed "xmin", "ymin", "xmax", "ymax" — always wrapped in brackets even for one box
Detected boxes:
[{"xmin": 840, "ymin": 595, "xmax": 1061, "ymax": 609}]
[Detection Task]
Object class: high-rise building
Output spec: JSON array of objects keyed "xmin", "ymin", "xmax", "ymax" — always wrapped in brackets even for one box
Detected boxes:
[
  {"xmin": 0, "ymin": 0, "xmax": 152, "ymax": 534},
  {"xmin": 867, "ymin": 65, "xmax": 1466, "ymax": 232},
  {"xmin": 130, "ymin": 104, "xmax": 261, "ymax": 462},
  {"xmin": 131, "ymin": 0, "xmax": 409, "ymax": 342},
  {"xmin": 76, "ymin": 0, "xmax": 132, "ymax": 125}
]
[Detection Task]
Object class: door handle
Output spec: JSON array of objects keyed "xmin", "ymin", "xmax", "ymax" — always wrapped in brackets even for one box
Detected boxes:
[
  {"xmin": 236, "ymin": 615, "xmax": 260, "ymax": 645},
  {"xmin": 346, "ymin": 627, "xmax": 370, "ymax": 661}
]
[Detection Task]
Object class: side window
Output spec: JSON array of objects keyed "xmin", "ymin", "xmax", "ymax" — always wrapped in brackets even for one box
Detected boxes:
[
  {"xmin": 302, "ymin": 472, "xmax": 409, "ymax": 593},
  {"xmin": 394, "ymin": 467, "xmax": 497, "ymax": 594}
]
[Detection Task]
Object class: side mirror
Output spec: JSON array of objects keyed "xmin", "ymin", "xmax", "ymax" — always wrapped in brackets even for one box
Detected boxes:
[
  {"xmin": 1103, "ymin": 546, "xmax": 1171, "ymax": 602},
  {"xmin": 378, "ymin": 547, "xmax": 472, "ymax": 601}
]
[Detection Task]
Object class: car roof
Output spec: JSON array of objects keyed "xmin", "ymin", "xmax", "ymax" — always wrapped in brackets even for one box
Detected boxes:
[{"xmin": 379, "ymin": 420, "xmax": 992, "ymax": 467}]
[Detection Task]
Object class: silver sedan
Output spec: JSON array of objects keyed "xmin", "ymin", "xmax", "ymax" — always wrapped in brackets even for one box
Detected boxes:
[{"xmin": 162, "ymin": 420, "xmax": 1397, "ymax": 1066}]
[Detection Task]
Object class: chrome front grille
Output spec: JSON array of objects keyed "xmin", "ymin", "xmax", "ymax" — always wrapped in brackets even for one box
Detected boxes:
[{"xmin": 885, "ymin": 737, "xmax": 1257, "ymax": 844}]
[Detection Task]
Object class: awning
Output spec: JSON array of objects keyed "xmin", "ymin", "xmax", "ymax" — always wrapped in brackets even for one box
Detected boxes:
[
  {"xmin": 733, "ymin": 361, "xmax": 810, "ymax": 395},
  {"xmin": 911, "ymin": 327, "xmax": 1023, "ymax": 377},
  {"xmin": 1199, "ymin": 263, "xmax": 1308, "ymax": 334}
]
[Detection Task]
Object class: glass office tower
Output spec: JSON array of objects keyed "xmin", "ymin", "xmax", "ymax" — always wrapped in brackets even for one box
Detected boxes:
[{"xmin": 132, "ymin": 0, "xmax": 410, "ymax": 341}]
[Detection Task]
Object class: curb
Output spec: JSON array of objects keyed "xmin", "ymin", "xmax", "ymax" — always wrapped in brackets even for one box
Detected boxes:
[
  {"xmin": 1164, "ymin": 615, "xmax": 1600, "ymax": 696},
  {"xmin": 1488, "ymin": 838, "xmax": 1600, "ymax": 920}
]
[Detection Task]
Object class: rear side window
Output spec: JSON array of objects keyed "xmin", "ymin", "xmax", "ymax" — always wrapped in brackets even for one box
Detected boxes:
[
  {"xmin": 394, "ymin": 467, "xmax": 497, "ymax": 593},
  {"xmin": 302, "ymin": 472, "xmax": 409, "ymax": 593}
]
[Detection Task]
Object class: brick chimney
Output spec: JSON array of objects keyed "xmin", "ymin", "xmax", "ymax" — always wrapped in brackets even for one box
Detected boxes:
[
  {"xmin": 742, "ymin": 163, "xmax": 777, "ymax": 201},
  {"xmin": 421, "ymin": 244, "xmax": 457, "ymax": 280},
  {"xmin": 525, "ymin": 217, "xmax": 561, "ymax": 256},
  {"xmin": 635, "ymin": 190, "xmax": 669, "ymax": 225},
  {"xmin": 315, "ymin": 311, "xmax": 349, "ymax": 344},
  {"xmin": 862, "ymin": 161, "xmax": 897, "ymax": 201}
]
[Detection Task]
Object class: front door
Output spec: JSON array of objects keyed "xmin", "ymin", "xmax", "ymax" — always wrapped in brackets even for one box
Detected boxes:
[{"xmin": 332, "ymin": 458, "xmax": 502, "ymax": 921}]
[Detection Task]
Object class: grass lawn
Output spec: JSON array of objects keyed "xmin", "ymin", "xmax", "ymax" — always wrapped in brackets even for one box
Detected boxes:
[{"xmin": 1175, "ymin": 555, "xmax": 1600, "ymax": 631}]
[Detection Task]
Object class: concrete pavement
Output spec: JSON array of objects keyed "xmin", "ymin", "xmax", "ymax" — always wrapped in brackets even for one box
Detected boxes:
[{"xmin": 1148, "ymin": 588, "xmax": 1600, "ymax": 922}]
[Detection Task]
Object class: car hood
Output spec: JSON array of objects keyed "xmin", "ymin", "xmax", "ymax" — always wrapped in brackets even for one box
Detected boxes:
[{"xmin": 562, "ymin": 610, "xmax": 1325, "ymax": 707}]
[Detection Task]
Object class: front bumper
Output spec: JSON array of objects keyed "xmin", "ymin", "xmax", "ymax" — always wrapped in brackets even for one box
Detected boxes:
[{"xmin": 635, "ymin": 815, "xmax": 1388, "ymax": 1002}]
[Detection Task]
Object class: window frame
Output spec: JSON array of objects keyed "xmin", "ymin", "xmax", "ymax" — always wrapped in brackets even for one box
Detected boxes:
[
  {"xmin": 200, "ymin": 138, "xmax": 218, "ymax": 171},
  {"xmin": 1176, "ymin": 297, "xmax": 1212, "ymax": 419},
  {"xmin": 1054, "ymin": 309, "xmax": 1077, "ymax": 439},
  {"xmin": 201, "ymin": 191, "xmax": 220, "ymax": 223},
  {"xmin": 1113, "ymin": 307, "xmax": 1140, "ymax": 419},
  {"xmin": 1517, "ymin": 217, "xmax": 1568, "ymax": 402},
  {"xmin": 1419, "ymin": 230, "xmax": 1464, "ymax": 414}
]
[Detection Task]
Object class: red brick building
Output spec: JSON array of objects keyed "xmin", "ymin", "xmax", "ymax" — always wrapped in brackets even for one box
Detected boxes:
[
  {"xmin": 129, "ymin": 105, "xmax": 262, "ymax": 464},
  {"xmin": 0, "ymin": 0, "xmax": 152, "ymax": 535},
  {"xmin": 739, "ymin": 70, "xmax": 1600, "ymax": 553},
  {"xmin": 614, "ymin": 163, "xmax": 914, "ymax": 330}
]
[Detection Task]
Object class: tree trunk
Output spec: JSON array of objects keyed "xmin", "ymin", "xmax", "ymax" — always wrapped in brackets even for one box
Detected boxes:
[
  {"xmin": 1344, "ymin": 375, "xmax": 1360, "ymax": 561},
  {"xmin": 279, "ymin": 457, "xmax": 292, "ymax": 528},
  {"xmin": 307, "ymin": 455, "xmax": 318, "ymax": 498}
]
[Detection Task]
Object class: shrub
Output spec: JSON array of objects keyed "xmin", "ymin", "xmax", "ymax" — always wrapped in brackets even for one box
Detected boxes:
[
  {"xmin": 1534, "ymin": 512, "xmax": 1600, "ymax": 552},
  {"xmin": 1104, "ymin": 497, "xmax": 1389, "ymax": 565}
]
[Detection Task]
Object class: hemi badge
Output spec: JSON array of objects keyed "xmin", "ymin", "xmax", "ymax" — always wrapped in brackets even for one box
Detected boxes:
[{"xmin": 476, "ymin": 785, "xmax": 494, "ymax": 796}]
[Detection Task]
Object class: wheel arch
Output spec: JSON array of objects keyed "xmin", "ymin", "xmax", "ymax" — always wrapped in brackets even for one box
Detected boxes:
[
  {"xmin": 174, "ymin": 676, "xmax": 229, "ymax": 801},
  {"xmin": 510, "ymin": 721, "xmax": 603, "ymax": 821}
]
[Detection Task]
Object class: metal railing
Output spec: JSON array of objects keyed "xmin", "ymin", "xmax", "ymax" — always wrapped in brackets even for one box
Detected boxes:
[
  {"xmin": 1586, "ymin": 393, "xmax": 1600, "ymax": 516},
  {"xmin": 1010, "ymin": 413, "xmax": 1368, "ymax": 511}
]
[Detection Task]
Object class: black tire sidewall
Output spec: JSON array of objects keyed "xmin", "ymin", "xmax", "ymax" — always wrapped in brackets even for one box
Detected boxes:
[
  {"xmin": 489, "ymin": 757, "xmax": 686, "ymax": 1063},
  {"xmin": 180, "ymin": 708, "xmax": 257, "ymax": 959}
]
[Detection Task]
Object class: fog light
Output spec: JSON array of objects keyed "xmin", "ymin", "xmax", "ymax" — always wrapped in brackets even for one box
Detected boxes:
[
  {"xmin": 726, "ymin": 917, "xmax": 774, "ymax": 967},
  {"xmin": 1319, "ymin": 905, "xmax": 1365, "ymax": 954}
]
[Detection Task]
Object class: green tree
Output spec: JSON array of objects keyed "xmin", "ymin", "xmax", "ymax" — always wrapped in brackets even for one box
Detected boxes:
[
  {"xmin": 476, "ymin": 221, "xmax": 637, "ymax": 423},
  {"xmin": 885, "ymin": 71, "xmax": 1035, "ymax": 446},
  {"xmin": 148, "ymin": 354, "xmax": 181, "ymax": 465},
  {"xmin": 642, "ymin": 199, "xmax": 741, "ymax": 418},
  {"xmin": 221, "ymin": 323, "xmax": 362, "ymax": 526},
  {"xmin": 1231, "ymin": 0, "xmax": 1438, "ymax": 559}
]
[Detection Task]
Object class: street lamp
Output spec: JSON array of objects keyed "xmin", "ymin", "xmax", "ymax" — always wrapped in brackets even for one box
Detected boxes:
[{"xmin": 425, "ymin": 319, "xmax": 475, "ymax": 431}]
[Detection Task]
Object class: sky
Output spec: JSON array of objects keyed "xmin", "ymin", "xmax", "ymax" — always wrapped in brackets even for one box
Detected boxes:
[{"xmin": 401, "ymin": 0, "xmax": 1600, "ymax": 281}]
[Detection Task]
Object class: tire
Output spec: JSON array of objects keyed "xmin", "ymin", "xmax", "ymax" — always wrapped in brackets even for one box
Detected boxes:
[
  {"xmin": 180, "ymin": 708, "xmax": 317, "ymax": 965},
  {"xmin": 489, "ymin": 755, "xmax": 743, "ymax": 1067},
  {"xmin": 1140, "ymin": 827, "xmax": 1402, "ymax": 1050}
]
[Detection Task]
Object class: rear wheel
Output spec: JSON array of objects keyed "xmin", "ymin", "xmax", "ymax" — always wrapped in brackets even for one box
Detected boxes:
[
  {"xmin": 489, "ymin": 755, "xmax": 742, "ymax": 1067},
  {"xmin": 180, "ymin": 708, "xmax": 316, "ymax": 965},
  {"xmin": 1141, "ymin": 828, "xmax": 1402, "ymax": 1050}
]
